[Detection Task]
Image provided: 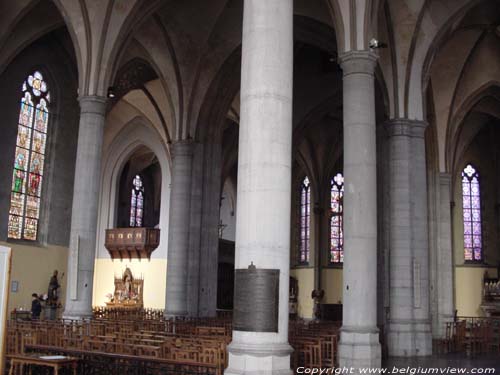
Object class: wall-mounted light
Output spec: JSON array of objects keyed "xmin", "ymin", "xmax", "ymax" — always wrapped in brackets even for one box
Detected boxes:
[
  {"xmin": 369, "ymin": 38, "xmax": 388, "ymax": 49},
  {"xmin": 107, "ymin": 86, "xmax": 116, "ymax": 98}
]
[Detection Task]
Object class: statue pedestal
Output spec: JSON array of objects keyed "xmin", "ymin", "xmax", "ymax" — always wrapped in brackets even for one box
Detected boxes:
[{"xmin": 44, "ymin": 305, "xmax": 57, "ymax": 320}]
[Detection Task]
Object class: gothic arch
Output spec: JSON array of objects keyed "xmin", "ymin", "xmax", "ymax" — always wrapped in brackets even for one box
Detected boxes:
[{"xmin": 95, "ymin": 116, "xmax": 171, "ymax": 260}]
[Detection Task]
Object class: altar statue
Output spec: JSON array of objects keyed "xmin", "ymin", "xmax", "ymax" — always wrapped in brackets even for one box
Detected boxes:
[{"xmin": 106, "ymin": 267, "xmax": 144, "ymax": 307}]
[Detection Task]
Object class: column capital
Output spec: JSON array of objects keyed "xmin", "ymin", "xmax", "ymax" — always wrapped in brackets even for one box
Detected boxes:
[
  {"xmin": 170, "ymin": 139, "xmax": 195, "ymax": 158},
  {"xmin": 338, "ymin": 50, "xmax": 378, "ymax": 76},
  {"xmin": 385, "ymin": 118, "xmax": 428, "ymax": 138},
  {"xmin": 78, "ymin": 95, "xmax": 107, "ymax": 115}
]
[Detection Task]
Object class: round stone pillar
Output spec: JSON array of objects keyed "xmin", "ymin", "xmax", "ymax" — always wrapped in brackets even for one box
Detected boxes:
[
  {"xmin": 225, "ymin": 0, "xmax": 293, "ymax": 373},
  {"xmin": 386, "ymin": 119, "xmax": 415, "ymax": 355},
  {"xmin": 63, "ymin": 96, "xmax": 107, "ymax": 319},
  {"xmin": 386, "ymin": 119, "xmax": 432, "ymax": 356},
  {"xmin": 165, "ymin": 140, "xmax": 195, "ymax": 317},
  {"xmin": 409, "ymin": 121, "xmax": 432, "ymax": 355},
  {"xmin": 337, "ymin": 51, "xmax": 381, "ymax": 369}
]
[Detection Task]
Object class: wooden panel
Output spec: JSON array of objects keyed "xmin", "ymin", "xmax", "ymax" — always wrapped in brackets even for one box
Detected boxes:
[{"xmin": 104, "ymin": 228, "xmax": 160, "ymax": 260}]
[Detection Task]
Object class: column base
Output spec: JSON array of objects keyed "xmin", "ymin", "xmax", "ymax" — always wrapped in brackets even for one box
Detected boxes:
[
  {"xmin": 164, "ymin": 310, "xmax": 188, "ymax": 319},
  {"xmin": 338, "ymin": 326, "xmax": 381, "ymax": 370},
  {"xmin": 387, "ymin": 320, "xmax": 432, "ymax": 356},
  {"xmin": 225, "ymin": 342, "xmax": 293, "ymax": 375},
  {"xmin": 62, "ymin": 308, "xmax": 93, "ymax": 320},
  {"xmin": 436, "ymin": 313, "xmax": 454, "ymax": 338}
]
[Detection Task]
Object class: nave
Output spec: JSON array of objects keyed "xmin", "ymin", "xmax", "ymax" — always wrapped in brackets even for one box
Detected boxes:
[{"xmin": 4, "ymin": 310, "xmax": 500, "ymax": 374}]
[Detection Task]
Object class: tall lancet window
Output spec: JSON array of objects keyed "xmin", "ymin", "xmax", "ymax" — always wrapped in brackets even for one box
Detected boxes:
[
  {"xmin": 298, "ymin": 176, "xmax": 311, "ymax": 264},
  {"xmin": 130, "ymin": 175, "xmax": 144, "ymax": 227},
  {"xmin": 8, "ymin": 71, "xmax": 50, "ymax": 240},
  {"xmin": 462, "ymin": 164, "xmax": 482, "ymax": 261},
  {"xmin": 330, "ymin": 172, "xmax": 344, "ymax": 263}
]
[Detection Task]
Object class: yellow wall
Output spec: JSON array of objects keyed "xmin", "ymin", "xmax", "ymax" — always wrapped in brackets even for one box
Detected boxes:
[
  {"xmin": 290, "ymin": 268, "xmax": 314, "ymax": 319},
  {"xmin": 322, "ymin": 268, "xmax": 343, "ymax": 304},
  {"xmin": 1, "ymin": 242, "xmax": 68, "ymax": 314},
  {"xmin": 455, "ymin": 266, "xmax": 497, "ymax": 317},
  {"xmin": 93, "ymin": 259, "xmax": 167, "ymax": 309}
]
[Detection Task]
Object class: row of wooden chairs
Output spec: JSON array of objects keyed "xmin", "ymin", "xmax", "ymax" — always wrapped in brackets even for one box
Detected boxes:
[
  {"xmin": 7, "ymin": 318, "xmax": 231, "ymax": 374},
  {"xmin": 289, "ymin": 320, "xmax": 339, "ymax": 370},
  {"xmin": 439, "ymin": 317, "xmax": 500, "ymax": 356}
]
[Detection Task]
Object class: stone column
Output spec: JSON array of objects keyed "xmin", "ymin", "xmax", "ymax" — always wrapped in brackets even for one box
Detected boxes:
[
  {"xmin": 386, "ymin": 119, "xmax": 431, "ymax": 356},
  {"xmin": 386, "ymin": 119, "xmax": 414, "ymax": 355},
  {"xmin": 225, "ymin": 0, "xmax": 293, "ymax": 373},
  {"xmin": 165, "ymin": 140, "xmax": 194, "ymax": 317},
  {"xmin": 410, "ymin": 122, "xmax": 432, "ymax": 355},
  {"xmin": 437, "ymin": 173, "xmax": 454, "ymax": 337},
  {"xmin": 337, "ymin": 51, "xmax": 381, "ymax": 369},
  {"xmin": 63, "ymin": 96, "xmax": 107, "ymax": 319}
]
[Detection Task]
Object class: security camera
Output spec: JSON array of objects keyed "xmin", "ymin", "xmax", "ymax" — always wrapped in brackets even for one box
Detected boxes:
[{"xmin": 369, "ymin": 38, "xmax": 387, "ymax": 49}]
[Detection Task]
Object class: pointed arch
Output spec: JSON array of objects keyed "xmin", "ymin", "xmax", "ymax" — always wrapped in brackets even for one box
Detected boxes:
[
  {"xmin": 298, "ymin": 176, "xmax": 312, "ymax": 264},
  {"xmin": 8, "ymin": 70, "xmax": 50, "ymax": 240},
  {"xmin": 461, "ymin": 163, "xmax": 482, "ymax": 262}
]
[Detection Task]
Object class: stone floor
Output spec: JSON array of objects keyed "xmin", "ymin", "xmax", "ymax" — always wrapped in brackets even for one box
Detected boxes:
[{"xmin": 385, "ymin": 354, "xmax": 500, "ymax": 372}]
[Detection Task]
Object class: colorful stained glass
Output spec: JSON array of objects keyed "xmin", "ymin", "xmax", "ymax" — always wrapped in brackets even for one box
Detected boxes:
[
  {"xmin": 26, "ymin": 196, "xmax": 40, "ymax": 218},
  {"xmin": 34, "ymin": 100, "xmax": 49, "ymax": 133},
  {"xmin": 28, "ymin": 173, "xmax": 42, "ymax": 196},
  {"xmin": 28, "ymin": 71, "xmax": 47, "ymax": 97},
  {"xmin": 8, "ymin": 215, "xmax": 22, "ymax": 239},
  {"xmin": 461, "ymin": 164, "xmax": 482, "ymax": 261},
  {"xmin": 15, "ymin": 148, "xmax": 28, "ymax": 170},
  {"xmin": 32, "ymin": 131, "xmax": 46, "ymax": 154},
  {"xmin": 9, "ymin": 193, "xmax": 24, "ymax": 216},
  {"xmin": 17, "ymin": 126, "xmax": 31, "ymax": 149},
  {"xmin": 130, "ymin": 175, "xmax": 145, "ymax": 227},
  {"xmin": 12, "ymin": 169, "xmax": 26, "ymax": 194},
  {"xmin": 330, "ymin": 173, "xmax": 344, "ymax": 264},
  {"xmin": 298, "ymin": 176, "xmax": 311, "ymax": 264},
  {"xmin": 23, "ymin": 218, "xmax": 38, "ymax": 240},
  {"xmin": 30, "ymin": 153, "xmax": 44, "ymax": 174},
  {"xmin": 19, "ymin": 92, "xmax": 34, "ymax": 127},
  {"xmin": 7, "ymin": 71, "xmax": 49, "ymax": 241}
]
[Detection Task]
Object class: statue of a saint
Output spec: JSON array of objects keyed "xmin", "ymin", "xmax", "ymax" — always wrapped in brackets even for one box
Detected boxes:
[{"xmin": 47, "ymin": 270, "xmax": 60, "ymax": 305}]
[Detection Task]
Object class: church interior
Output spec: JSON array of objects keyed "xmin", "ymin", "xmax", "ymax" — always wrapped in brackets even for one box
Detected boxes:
[{"xmin": 1, "ymin": 0, "xmax": 500, "ymax": 374}]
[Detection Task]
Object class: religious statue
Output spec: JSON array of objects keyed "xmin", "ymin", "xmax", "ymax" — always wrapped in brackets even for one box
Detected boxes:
[
  {"xmin": 106, "ymin": 267, "xmax": 144, "ymax": 308},
  {"xmin": 311, "ymin": 288, "xmax": 324, "ymax": 320},
  {"xmin": 47, "ymin": 270, "xmax": 60, "ymax": 306}
]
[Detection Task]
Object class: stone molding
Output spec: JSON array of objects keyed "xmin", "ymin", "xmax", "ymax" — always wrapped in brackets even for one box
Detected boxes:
[
  {"xmin": 227, "ymin": 342, "xmax": 293, "ymax": 357},
  {"xmin": 385, "ymin": 118, "xmax": 428, "ymax": 138},
  {"xmin": 78, "ymin": 95, "xmax": 107, "ymax": 115},
  {"xmin": 338, "ymin": 50, "xmax": 378, "ymax": 76},
  {"xmin": 170, "ymin": 139, "xmax": 195, "ymax": 158},
  {"xmin": 439, "ymin": 173, "xmax": 452, "ymax": 186}
]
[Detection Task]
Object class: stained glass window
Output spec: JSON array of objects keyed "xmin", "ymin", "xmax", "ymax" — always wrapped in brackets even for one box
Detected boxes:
[
  {"xmin": 462, "ymin": 164, "xmax": 482, "ymax": 261},
  {"xmin": 298, "ymin": 176, "xmax": 311, "ymax": 264},
  {"xmin": 8, "ymin": 71, "xmax": 50, "ymax": 240},
  {"xmin": 130, "ymin": 175, "xmax": 144, "ymax": 227},
  {"xmin": 330, "ymin": 173, "xmax": 344, "ymax": 263}
]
